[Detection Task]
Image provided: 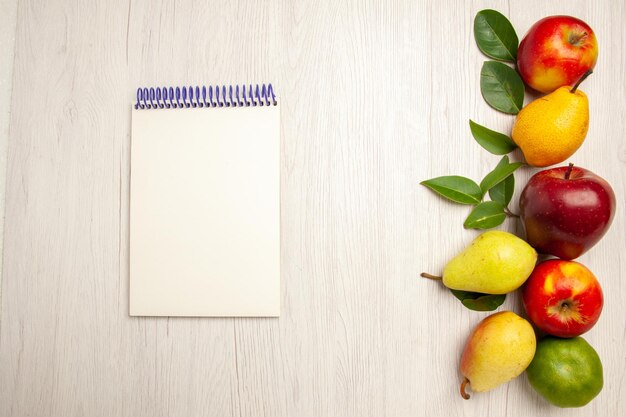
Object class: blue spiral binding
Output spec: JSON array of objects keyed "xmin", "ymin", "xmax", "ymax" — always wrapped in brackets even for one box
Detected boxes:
[{"xmin": 134, "ymin": 83, "xmax": 277, "ymax": 110}]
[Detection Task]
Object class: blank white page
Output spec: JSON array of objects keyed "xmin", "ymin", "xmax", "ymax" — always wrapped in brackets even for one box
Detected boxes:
[{"xmin": 129, "ymin": 104, "xmax": 280, "ymax": 316}]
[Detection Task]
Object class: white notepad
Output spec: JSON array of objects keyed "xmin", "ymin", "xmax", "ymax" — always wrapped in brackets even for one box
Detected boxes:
[{"xmin": 129, "ymin": 84, "xmax": 280, "ymax": 317}]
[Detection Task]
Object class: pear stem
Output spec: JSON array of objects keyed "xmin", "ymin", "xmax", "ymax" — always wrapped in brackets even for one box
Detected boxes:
[
  {"xmin": 420, "ymin": 272, "xmax": 442, "ymax": 281},
  {"xmin": 570, "ymin": 70, "xmax": 593, "ymax": 93},
  {"xmin": 504, "ymin": 207, "xmax": 520, "ymax": 218},
  {"xmin": 564, "ymin": 162, "xmax": 574, "ymax": 180},
  {"xmin": 460, "ymin": 377, "xmax": 471, "ymax": 400}
]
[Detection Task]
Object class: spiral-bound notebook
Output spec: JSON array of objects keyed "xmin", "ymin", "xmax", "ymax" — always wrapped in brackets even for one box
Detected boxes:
[{"xmin": 130, "ymin": 84, "xmax": 280, "ymax": 317}]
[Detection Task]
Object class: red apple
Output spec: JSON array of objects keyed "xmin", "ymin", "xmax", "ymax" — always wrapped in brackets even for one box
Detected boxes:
[
  {"xmin": 519, "ymin": 164, "xmax": 615, "ymax": 260},
  {"xmin": 517, "ymin": 16, "xmax": 598, "ymax": 93},
  {"xmin": 522, "ymin": 260, "xmax": 603, "ymax": 338}
]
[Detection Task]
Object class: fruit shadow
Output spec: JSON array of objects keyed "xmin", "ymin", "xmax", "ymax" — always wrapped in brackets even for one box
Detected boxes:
[
  {"xmin": 517, "ymin": 371, "xmax": 555, "ymax": 411},
  {"xmin": 524, "ymin": 87, "xmax": 544, "ymax": 103}
]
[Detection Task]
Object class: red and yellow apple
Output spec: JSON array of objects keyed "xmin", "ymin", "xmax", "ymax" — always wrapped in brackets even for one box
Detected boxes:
[
  {"xmin": 522, "ymin": 260, "xmax": 603, "ymax": 338},
  {"xmin": 517, "ymin": 16, "xmax": 598, "ymax": 93}
]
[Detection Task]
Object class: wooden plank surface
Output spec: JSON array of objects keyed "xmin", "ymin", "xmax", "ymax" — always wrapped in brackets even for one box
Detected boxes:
[
  {"xmin": 1, "ymin": 0, "xmax": 624, "ymax": 416},
  {"xmin": 0, "ymin": 0, "xmax": 19, "ymax": 309}
]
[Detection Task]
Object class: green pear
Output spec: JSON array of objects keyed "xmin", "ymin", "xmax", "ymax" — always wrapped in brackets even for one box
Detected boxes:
[
  {"xmin": 460, "ymin": 311, "xmax": 536, "ymax": 399},
  {"xmin": 441, "ymin": 231, "xmax": 537, "ymax": 294}
]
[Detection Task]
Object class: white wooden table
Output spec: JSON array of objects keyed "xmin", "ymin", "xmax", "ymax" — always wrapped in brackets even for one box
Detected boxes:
[{"xmin": 1, "ymin": 1, "xmax": 624, "ymax": 416}]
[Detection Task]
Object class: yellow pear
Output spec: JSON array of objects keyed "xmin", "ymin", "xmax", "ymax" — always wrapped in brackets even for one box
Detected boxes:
[
  {"xmin": 434, "ymin": 231, "xmax": 537, "ymax": 294},
  {"xmin": 512, "ymin": 74, "xmax": 591, "ymax": 167},
  {"xmin": 460, "ymin": 311, "xmax": 536, "ymax": 399}
]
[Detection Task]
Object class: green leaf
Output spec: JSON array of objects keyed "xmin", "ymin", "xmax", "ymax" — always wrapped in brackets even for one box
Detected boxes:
[
  {"xmin": 464, "ymin": 201, "xmax": 506, "ymax": 229},
  {"xmin": 479, "ymin": 155, "xmax": 522, "ymax": 194},
  {"xmin": 474, "ymin": 10, "xmax": 519, "ymax": 62},
  {"xmin": 421, "ymin": 176, "xmax": 482, "ymax": 205},
  {"xmin": 469, "ymin": 120, "xmax": 517, "ymax": 155},
  {"xmin": 489, "ymin": 174, "xmax": 515, "ymax": 206},
  {"xmin": 450, "ymin": 289, "xmax": 506, "ymax": 311},
  {"xmin": 480, "ymin": 61, "xmax": 525, "ymax": 114}
]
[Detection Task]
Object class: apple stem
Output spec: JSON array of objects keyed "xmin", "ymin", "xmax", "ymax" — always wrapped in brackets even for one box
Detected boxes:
[
  {"xmin": 460, "ymin": 377, "xmax": 471, "ymax": 400},
  {"xmin": 569, "ymin": 31, "xmax": 588, "ymax": 46},
  {"xmin": 565, "ymin": 162, "xmax": 574, "ymax": 180},
  {"xmin": 504, "ymin": 207, "xmax": 520, "ymax": 218},
  {"xmin": 570, "ymin": 70, "xmax": 593, "ymax": 93},
  {"xmin": 420, "ymin": 272, "xmax": 442, "ymax": 281}
]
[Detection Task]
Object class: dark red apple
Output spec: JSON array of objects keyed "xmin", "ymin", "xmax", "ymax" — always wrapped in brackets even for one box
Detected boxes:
[
  {"xmin": 519, "ymin": 164, "xmax": 615, "ymax": 260},
  {"xmin": 517, "ymin": 16, "xmax": 598, "ymax": 93},
  {"xmin": 522, "ymin": 260, "xmax": 603, "ymax": 338}
]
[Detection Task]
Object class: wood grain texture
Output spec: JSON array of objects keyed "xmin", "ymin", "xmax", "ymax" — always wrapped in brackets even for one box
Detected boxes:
[
  {"xmin": 1, "ymin": 0, "xmax": 624, "ymax": 416},
  {"xmin": 0, "ymin": 0, "xmax": 19, "ymax": 319}
]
